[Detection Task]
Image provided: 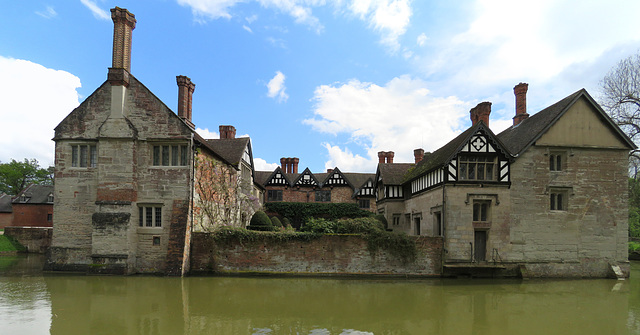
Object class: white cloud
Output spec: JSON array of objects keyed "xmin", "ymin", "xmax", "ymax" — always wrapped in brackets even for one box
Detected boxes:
[
  {"xmin": 349, "ymin": 0, "xmax": 412, "ymax": 51},
  {"xmin": 36, "ymin": 6, "xmax": 57, "ymax": 19},
  {"xmin": 243, "ymin": 25, "xmax": 253, "ymax": 33},
  {"xmin": 266, "ymin": 71, "xmax": 289, "ymax": 102},
  {"xmin": 0, "ymin": 57, "xmax": 81, "ymax": 167},
  {"xmin": 246, "ymin": 15, "xmax": 258, "ymax": 23},
  {"xmin": 305, "ymin": 76, "xmax": 468, "ymax": 171},
  {"xmin": 416, "ymin": 33, "xmax": 427, "ymax": 47},
  {"xmin": 196, "ymin": 127, "xmax": 219, "ymax": 139},
  {"xmin": 80, "ymin": 0, "xmax": 110, "ymax": 20},
  {"xmin": 253, "ymin": 157, "xmax": 279, "ymax": 170}
]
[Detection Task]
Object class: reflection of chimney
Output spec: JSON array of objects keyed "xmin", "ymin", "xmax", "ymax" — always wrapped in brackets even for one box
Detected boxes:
[
  {"xmin": 414, "ymin": 148, "xmax": 425, "ymax": 164},
  {"xmin": 470, "ymin": 101, "xmax": 491, "ymax": 127},
  {"xmin": 177, "ymin": 76, "xmax": 196, "ymax": 128},
  {"xmin": 219, "ymin": 125, "xmax": 236, "ymax": 139},
  {"xmin": 513, "ymin": 83, "xmax": 529, "ymax": 126},
  {"xmin": 292, "ymin": 158, "xmax": 299, "ymax": 174},
  {"xmin": 108, "ymin": 7, "xmax": 136, "ymax": 87}
]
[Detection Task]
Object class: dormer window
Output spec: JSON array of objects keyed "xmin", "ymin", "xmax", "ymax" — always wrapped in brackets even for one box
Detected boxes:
[{"xmin": 47, "ymin": 193, "xmax": 54, "ymax": 203}]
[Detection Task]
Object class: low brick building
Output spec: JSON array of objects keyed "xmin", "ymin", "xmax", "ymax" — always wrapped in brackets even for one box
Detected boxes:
[
  {"xmin": 10, "ymin": 184, "xmax": 54, "ymax": 227},
  {"xmin": 46, "ymin": 7, "xmax": 257, "ymax": 275},
  {"xmin": 0, "ymin": 193, "xmax": 13, "ymax": 229},
  {"xmin": 255, "ymin": 161, "xmax": 377, "ymax": 217},
  {"xmin": 376, "ymin": 83, "xmax": 635, "ymax": 278}
]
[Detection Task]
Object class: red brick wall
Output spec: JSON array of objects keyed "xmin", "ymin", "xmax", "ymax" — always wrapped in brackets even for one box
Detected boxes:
[
  {"xmin": 0, "ymin": 213, "xmax": 13, "ymax": 229},
  {"xmin": 191, "ymin": 233, "xmax": 443, "ymax": 276},
  {"xmin": 11, "ymin": 204, "xmax": 53, "ymax": 227}
]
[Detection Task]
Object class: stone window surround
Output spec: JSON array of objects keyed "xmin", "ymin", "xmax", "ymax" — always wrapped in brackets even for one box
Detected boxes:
[
  {"xmin": 70, "ymin": 142, "xmax": 97, "ymax": 168},
  {"xmin": 547, "ymin": 186, "xmax": 572, "ymax": 211},
  {"xmin": 138, "ymin": 203, "xmax": 163, "ymax": 229},
  {"xmin": 150, "ymin": 142, "xmax": 189, "ymax": 167}
]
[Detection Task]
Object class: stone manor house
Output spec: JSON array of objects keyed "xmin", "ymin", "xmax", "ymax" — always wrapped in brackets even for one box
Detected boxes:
[{"xmin": 46, "ymin": 7, "xmax": 634, "ymax": 277}]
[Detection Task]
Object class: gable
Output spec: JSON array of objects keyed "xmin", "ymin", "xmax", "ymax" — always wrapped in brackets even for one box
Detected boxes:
[
  {"xmin": 536, "ymin": 96, "xmax": 630, "ymax": 149},
  {"xmin": 294, "ymin": 168, "xmax": 319, "ymax": 186},
  {"xmin": 266, "ymin": 168, "xmax": 290, "ymax": 186}
]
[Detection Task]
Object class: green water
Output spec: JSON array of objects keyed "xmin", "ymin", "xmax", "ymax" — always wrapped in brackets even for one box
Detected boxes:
[{"xmin": 1, "ymin": 255, "xmax": 638, "ymax": 335}]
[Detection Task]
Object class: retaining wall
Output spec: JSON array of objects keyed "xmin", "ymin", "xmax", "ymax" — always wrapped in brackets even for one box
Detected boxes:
[{"xmin": 4, "ymin": 226, "xmax": 52, "ymax": 253}]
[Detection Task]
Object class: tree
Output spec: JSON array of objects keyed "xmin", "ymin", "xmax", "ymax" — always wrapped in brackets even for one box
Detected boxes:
[
  {"xmin": 600, "ymin": 52, "xmax": 640, "ymax": 175},
  {"xmin": 0, "ymin": 159, "xmax": 53, "ymax": 195}
]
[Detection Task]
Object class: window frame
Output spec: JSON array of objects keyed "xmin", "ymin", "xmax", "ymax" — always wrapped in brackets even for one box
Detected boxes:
[
  {"xmin": 549, "ymin": 151, "xmax": 566, "ymax": 172},
  {"xmin": 315, "ymin": 190, "xmax": 331, "ymax": 202},
  {"xmin": 458, "ymin": 155, "xmax": 498, "ymax": 181},
  {"xmin": 267, "ymin": 190, "xmax": 283, "ymax": 202},
  {"xmin": 472, "ymin": 201, "xmax": 491, "ymax": 222},
  {"xmin": 550, "ymin": 190, "xmax": 568, "ymax": 211},
  {"xmin": 71, "ymin": 143, "xmax": 97, "ymax": 168},
  {"xmin": 138, "ymin": 204, "xmax": 163, "ymax": 228},
  {"xmin": 358, "ymin": 199, "xmax": 370, "ymax": 209},
  {"xmin": 151, "ymin": 143, "xmax": 189, "ymax": 167}
]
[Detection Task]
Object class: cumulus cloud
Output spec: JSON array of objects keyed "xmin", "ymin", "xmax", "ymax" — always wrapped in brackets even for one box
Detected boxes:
[
  {"xmin": 305, "ymin": 76, "xmax": 468, "ymax": 172},
  {"xmin": 0, "ymin": 57, "xmax": 81, "ymax": 167},
  {"xmin": 253, "ymin": 157, "xmax": 279, "ymax": 171},
  {"xmin": 266, "ymin": 71, "xmax": 289, "ymax": 102},
  {"xmin": 36, "ymin": 6, "xmax": 57, "ymax": 19},
  {"xmin": 349, "ymin": 0, "xmax": 412, "ymax": 51},
  {"xmin": 80, "ymin": 0, "xmax": 110, "ymax": 20},
  {"xmin": 196, "ymin": 127, "xmax": 219, "ymax": 139},
  {"xmin": 416, "ymin": 33, "xmax": 427, "ymax": 47}
]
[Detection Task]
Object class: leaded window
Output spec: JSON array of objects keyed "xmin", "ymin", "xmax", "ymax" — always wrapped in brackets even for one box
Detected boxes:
[
  {"xmin": 267, "ymin": 190, "xmax": 283, "ymax": 202},
  {"xmin": 459, "ymin": 155, "xmax": 497, "ymax": 181},
  {"xmin": 315, "ymin": 190, "xmax": 331, "ymax": 202},
  {"xmin": 71, "ymin": 144, "xmax": 97, "ymax": 168},
  {"xmin": 138, "ymin": 205, "xmax": 162, "ymax": 227},
  {"xmin": 152, "ymin": 144, "xmax": 189, "ymax": 166}
]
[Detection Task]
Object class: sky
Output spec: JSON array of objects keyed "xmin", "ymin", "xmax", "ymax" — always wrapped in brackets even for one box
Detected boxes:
[{"xmin": 1, "ymin": 0, "xmax": 640, "ymax": 173}]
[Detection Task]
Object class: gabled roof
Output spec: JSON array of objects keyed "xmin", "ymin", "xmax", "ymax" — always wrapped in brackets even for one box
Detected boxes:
[
  {"xmin": 0, "ymin": 194, "xmax": 12, "ymax": 213},
  {"xmin": 253, "ymin": 171, "xmax": 273, "ymax": 186},
  {"xmin": 320, "ymin": 167, "xmax": 354, "ymax": 188},
  {"xmin": 497, "ymin": 89, "xmax": 637, "ymax": 155},
  {"xmin": 263, "ymin": 166, "xmax": 294, "ymax": 186},
  {"xmin": 343, "ymin": 173, "xmax": 376, "ymax": 191},
  {"xmin": 204, "ymin": 137, "xmax": 251, "ymax": 168},
  {"xmin": 293, "ymin": 168, "xmax": 320, "ymax": 186},
  {"xmin": 377, "ymin": 163, "xmax": 413, "ymax": 185},
  {"xmin": 12, "ymin": 184, "xmax": 54, "ymax": 205}
]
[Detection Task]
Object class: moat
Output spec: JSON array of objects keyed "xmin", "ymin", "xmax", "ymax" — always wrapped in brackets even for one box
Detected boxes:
[{"xmin": 1, "ymin": 255, "xmax": 639, "ymax": 334}]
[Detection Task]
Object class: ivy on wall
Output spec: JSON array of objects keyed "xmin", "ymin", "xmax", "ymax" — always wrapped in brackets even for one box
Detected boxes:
[{"xmin": 264, "ymin": 202, "xmax": 372, "ymax": 228}]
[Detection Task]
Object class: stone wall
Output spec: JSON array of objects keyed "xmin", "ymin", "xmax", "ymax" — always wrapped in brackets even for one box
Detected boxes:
[
  {"xmin": 4, "ymin": 226, "xmax": 52, "ymax": 253},
  {"xmin": 190, "ymin": 233, "xmax": 443, "ymax": 276}
]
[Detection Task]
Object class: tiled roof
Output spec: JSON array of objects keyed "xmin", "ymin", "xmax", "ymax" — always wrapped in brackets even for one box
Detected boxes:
[
  {"xmin": 0, "ymin": 194, "xmax": 12, "ymax": 213},
  {"xmin": 12, "ymin": 184, "xmax": 54, "ymax": 205},
  {"xmin": 204, "ymin": 137, "xmax": 250, "ymax": 167},
  {"xmin": 255, "ymin": 168, "xmax": 375, "ymax": 189},
  {"xmin": 378, "ymin": 163, "xmax": 414, "ymax": 185}
]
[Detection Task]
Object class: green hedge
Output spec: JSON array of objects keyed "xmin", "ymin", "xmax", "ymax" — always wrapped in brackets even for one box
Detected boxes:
[{"xmin": 264, "ymin": 202, "xmax": 372, "ymax": 228}]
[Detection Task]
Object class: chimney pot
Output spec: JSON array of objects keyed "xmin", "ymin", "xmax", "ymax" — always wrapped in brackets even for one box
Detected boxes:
[
  {"xmin": 176, "ymin": 76, "xmax": 195, "ymax": 128},
  {"xmin": 219, "ymin": 125, "xmax": 236, "ymax": 139},
  {"xmin": 414, "ymin": 148, "xmax": 425, "ymax": 164},
  {"xmin": 378, "ymin": 151, "xmax": 386, "ymax": 164},
  {"xmin": 513, "ymin": 82, "xmax": 529, "ymax": 126},
  {"xmin": 470, "ymin": 101, "xmax": 491, "ymax": 128}
]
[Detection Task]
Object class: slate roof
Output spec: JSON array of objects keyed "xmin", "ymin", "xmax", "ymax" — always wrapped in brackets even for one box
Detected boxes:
[
  {"xmin": 0, "ymin": 194, "xmax": 12, "ymax": 213},
  {"xmin": 253, "ymin": 171, "xmax": 273, "ymax": 186},
  {"xmin": 12, "ymin": 184, "xmax": 54, "ymax": 205},
  {"xmin": 256, "ymin": 168, "xmax": 375, "ymax": 189},
  {"xmin": 204, "ymin": 137, "xmax": 251, "ymax": 168},
  {"xmin": 378, "ymin": 163, "xmax": 414, "ymax": 185},
  {"xmin": 497, "ymin": 89, "xmax": 636, "ymax": 155}
]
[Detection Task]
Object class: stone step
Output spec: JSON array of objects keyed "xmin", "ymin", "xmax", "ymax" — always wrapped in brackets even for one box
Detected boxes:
[{"xmin": 610, "ymin": 263, "xmax": 625, "ymax": 280}]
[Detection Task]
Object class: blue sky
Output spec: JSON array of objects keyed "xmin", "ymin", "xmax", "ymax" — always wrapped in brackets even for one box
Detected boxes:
[{"xmin": 2, "ymin": 0, "xmax": 640, "ymax": 173}]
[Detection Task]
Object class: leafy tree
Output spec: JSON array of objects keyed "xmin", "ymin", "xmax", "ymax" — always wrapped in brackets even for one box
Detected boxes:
[
  {"xmin": 601, "ymin": 53, "xmax": 640, "ymax": 174},
  {"xmin": 0, "ymin": 159, "xmax": 53, "ymax": 195}
]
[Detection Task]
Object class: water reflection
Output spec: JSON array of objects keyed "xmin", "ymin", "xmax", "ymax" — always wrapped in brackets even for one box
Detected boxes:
[{"xmin": 0, "ymin": 255, "xmax": 638, "ymax": 335}]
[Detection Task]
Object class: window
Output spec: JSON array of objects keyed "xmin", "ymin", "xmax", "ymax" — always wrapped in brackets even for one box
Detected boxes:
[
  {"xmin": 47, "ymin": 193, "xmax": 54, "ymax": 203},
  {"xmin": 153, "ymin": 236, "xmax": 161, "ymax": 246},
  {"xmin": 358, "ymin": 199, "xmax": 370, "ymax": 209},
  {"xmin": 152, "ymin": 144, "xmax": 188, "ymax": 166},
  {"xmin": 267, "ymin": 190, "xmax": 283, "ymax": 202},
  {"xmin": 459, "ymin": 155, "xmax": 497, "ymax": 181},
  {"xmin": 392, "ymin": 214, "xmax": 401, "ymax": 226},
  {"xmin": 473, "ymin": 201, "xmax": 490, "ymax": 222},
  {"xmin": 550, "ymin": 191, "xmax": 568, "ymax": 211},
  {"xmin": 549, "ymin": 152, "xmax": 564, "ymax": 171},
  {"xmin": 71, "ymin": 144, "xmax": 97, "ymax": 167},
  {"xmin": 47, "ymin": 214, "xmax": 52, "ymax": 222},
  {"xmin": 315, "ymin": 190, "xmax": 331, "ymax": 202},
  {"xmin": 138, "ymin": 205, "xmax": 162, "ymax": 227}
]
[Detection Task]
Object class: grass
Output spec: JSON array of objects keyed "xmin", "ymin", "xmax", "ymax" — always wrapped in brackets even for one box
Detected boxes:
[
  {"xmin": 630, "ymin": 241, "xmax": 640, "ymax": 253},
  {"xmin": 0, "ymin": 235, "xmax": 25, "ymax": 252}
]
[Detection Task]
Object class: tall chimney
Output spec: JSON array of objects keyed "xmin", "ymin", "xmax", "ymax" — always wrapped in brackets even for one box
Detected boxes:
[
  {"xmin": 378, "ymin": 151, "xmax": 385, "ymax": 164},
  {"xmin": 414, "ymin": 148, "xmax": 425, "ymax": 164},
  {"xmin": 327, "ymin": 168, "xmax": 334, "ymax": 174},
  {"xmin": 513, "ymin": 82, "xmax": 529, "ymax": 126},
  {"xmin": 387, "ymin": 151, "xmax": 394, "ymax": 164},
  {"xmin": 176, "ymin": 76, "xmax": 196, "ymax": 128},
  {"xmin": 292, "ymin": 158, "xmax": 299, "ymax": 174},
  {"xmin": 219, "ymin": 125, "xmax": 236, "ymax": 139},
  {"xmin": 280, "ymin": 158, "xmax": 287, "ymax": 173},
  {"xmin": 470, "ymin": 101, "xmax": 491, "ymax": 127},
  {"xmin": 108, "ymin": 7, "xmax": 136, "ymax": 87}
]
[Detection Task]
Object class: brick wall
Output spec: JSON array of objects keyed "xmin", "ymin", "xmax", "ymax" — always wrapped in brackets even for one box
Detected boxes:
[
  {"xmin": 4, "ymin": 226, "xmax": 52, "ymax": 253},
  {"xmin": 11, "ymin": 204, "xmax": 53, "ymax": 227},
  {"xmin": 0, "ymin": 212, "xmax": 13, "ymax": 229},
  {"xmin": 191, "ymin": 233, "xmax": 443, "ymax": 276}
]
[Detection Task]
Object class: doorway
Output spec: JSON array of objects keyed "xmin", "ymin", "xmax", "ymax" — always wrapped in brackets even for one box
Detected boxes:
[{"xmin": 474, "ymin": 230, "xmax": 487, "ymax": 262}]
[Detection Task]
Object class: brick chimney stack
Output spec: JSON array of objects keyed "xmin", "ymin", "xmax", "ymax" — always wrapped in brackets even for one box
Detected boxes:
[
  {"xmin": 470, "ymin": 101, "xmax": 492, "ymax": 128},
  {"xmin": 292, "ymin": 158, "xmax": 299, "ymax": 174},
  {"xmin": 219, "ymin": 125, "xmax": 236, "ymax": 139},
  {"xmin": 280, "ymin": 158, "xmax": 287, "ymax": 173},
  {"xmin": 176, "ymin": 76, "xmax": 196, "ymax": 128},
  {"xmin": 108, "ymin": 7, "xmax": 136, "ymax": 87},
  {"xmin": 327, "ymin": 168, "xmax": 334, "ymax": 174},
  {"xmin": 414, "ymin": 148, "xmax": 425, "ymax": 164},
  {"xmin": 279, "ymin": 157, "xmax": 299, "ymax": 173},
  {"xmin": 513, "ymin": 82, "xmax": 529, "ymax": 126},
  {"xmin": 377, "ymin": 151, "xmax": 395, "ymax": 164}
]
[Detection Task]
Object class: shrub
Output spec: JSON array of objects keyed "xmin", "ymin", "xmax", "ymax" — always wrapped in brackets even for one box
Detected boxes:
[
  {"xmin": 374, "ymin": 214, "xmax": 389, "ymax": 230},
  {"xmin": 270, "ymin": 216, "xmax": 283, "ymax": 228},
  {"xmin": 265, "ymin": 202, "xmax": 372, "ymax": 227},
  {"xmin": 250, "ymin": 211, "xmax": 271, "ymax": 226},
  {"xmin": 282, "ymin": 217, "xmax": 291, "ymax": 228}
]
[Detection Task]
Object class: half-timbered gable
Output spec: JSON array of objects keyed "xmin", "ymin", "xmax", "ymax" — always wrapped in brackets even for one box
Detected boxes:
[
  {"xmin": 265, "ymin": 167, "xmax": 291, "ymax": 187},
  {"xmin": 321, "ymin": 167, "xmax": 351, "ymax": 187},
  {"xmin": 293, "ymin": 168, "xmax": 319, "ymax": 187}
]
